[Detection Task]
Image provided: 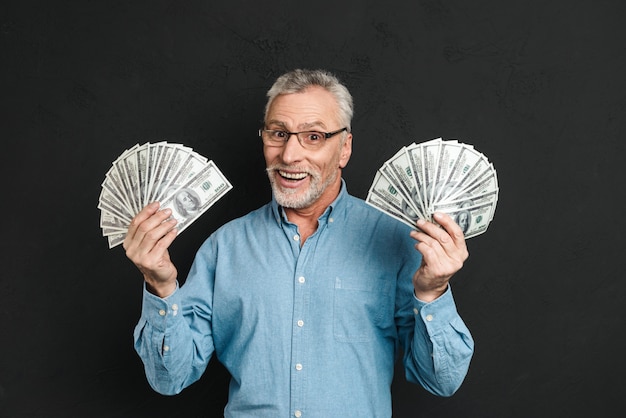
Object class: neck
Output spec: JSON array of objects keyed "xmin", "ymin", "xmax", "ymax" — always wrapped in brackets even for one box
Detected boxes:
[{"xmin": 283, "ymin": 177, "xmax": 341, "ymax": 244}]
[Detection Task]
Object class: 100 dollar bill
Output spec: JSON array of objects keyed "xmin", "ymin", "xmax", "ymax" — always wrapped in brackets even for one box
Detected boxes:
[{"xmin": 159, "ymin": 160, "xmax": 233, "ymax": 234}]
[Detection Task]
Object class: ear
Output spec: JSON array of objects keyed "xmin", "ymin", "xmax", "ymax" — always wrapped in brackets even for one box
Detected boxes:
[{"xmin": 338, "ymin": 133, "xmax": 353, "ymax": 169}]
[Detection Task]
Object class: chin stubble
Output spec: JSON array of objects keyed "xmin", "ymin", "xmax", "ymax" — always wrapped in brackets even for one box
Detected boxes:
[{"xmin": 266, "ymin": 165, "xmax": 337, "ymax": 209}]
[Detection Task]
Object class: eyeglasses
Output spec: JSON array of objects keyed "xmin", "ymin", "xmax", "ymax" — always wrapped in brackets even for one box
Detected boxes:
[{"xmin": 259, "ymin": 127, "xmax": 348, "ymax": 150}]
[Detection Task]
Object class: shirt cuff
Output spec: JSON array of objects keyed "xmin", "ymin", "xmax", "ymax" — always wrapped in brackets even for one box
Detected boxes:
[
  {"xmin": 412, "ymin": 285, "xmax": 459, "ymax": 334},
  {"xmin": 140, "ymin": 281, "xmax": 184, "ymax": 333}
]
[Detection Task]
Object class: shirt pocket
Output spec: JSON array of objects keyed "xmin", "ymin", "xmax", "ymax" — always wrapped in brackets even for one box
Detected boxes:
[{"xmin": 333, "ymin": 276, "xmax": 393, "ymax": 343}]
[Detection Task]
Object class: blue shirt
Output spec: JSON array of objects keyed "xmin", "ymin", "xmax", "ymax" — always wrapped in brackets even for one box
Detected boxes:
[{"xmin": 134, "ymin": 181, "xmax": 473, "ymax": 417}]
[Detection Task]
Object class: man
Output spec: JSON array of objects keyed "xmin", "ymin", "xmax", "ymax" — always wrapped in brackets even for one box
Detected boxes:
[{"xmin": 125, "ymin": 69, "xmax": 474, "ymax": 417}]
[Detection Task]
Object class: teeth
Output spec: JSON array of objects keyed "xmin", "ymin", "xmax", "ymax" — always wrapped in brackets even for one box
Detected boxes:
[{"xmin": 279, "ymin": 171, "xmax": 308, "ymax": 180}]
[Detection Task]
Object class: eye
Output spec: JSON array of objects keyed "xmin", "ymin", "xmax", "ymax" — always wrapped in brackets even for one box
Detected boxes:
[
  {"xmin": 272, "ymin": 130, "xmax": 288, "ymax": 139},
  {"xmin": 305, "ymin": 132, "xmax": 323, "ymax": 141}
]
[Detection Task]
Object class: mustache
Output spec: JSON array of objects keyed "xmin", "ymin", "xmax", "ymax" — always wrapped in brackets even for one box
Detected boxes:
[{"xmin": 266, "ymin": 164, "xmax": 315, "ymax": 176}]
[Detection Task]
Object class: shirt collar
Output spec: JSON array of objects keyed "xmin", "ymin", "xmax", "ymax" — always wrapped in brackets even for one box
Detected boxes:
[{"xmin": 270, "ymin": 179, "xmax": 348, "ymax": 226}]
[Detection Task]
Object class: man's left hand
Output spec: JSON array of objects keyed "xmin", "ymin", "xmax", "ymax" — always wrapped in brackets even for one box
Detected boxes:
[{"xmin": 410, "ymin": 212, "xmax": 469, "ymax": 302}]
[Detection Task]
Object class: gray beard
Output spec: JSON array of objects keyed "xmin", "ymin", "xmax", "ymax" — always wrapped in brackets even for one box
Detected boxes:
[{"xmin": 266, "ymin": 167, "xmax": 338, "ymax": 209}]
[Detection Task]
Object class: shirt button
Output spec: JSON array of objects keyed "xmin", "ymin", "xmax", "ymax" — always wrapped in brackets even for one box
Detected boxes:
[
  {"xmin": 163, "ymin": 345, "xmax": 170, "ymax": 352},
  {"xmin": 298, "ymin": 276, "xmax": 305, "ymax": 284},
  {"xmin": 295, "ymin": 363, "xmax": 303, "ymax": 371},
  {"xmin": 329, "ymin": 217, "xmax": 334, "ymax": 223},
  {"xmin": 158, "ymin": 309, "xmax": 166, "ymax": 316},
  {"xmin": 293, "ymin": 235, "xmax": 300, "ymax": 241},
  {"xmin": 294, "ymin": 410, "xmax": 302, "ymax": 418},
  {"xmin": 425, "ymin": 314, "xmax": 433, "ymax": 322},
  {"xmin": 171, "ymin": 304, "xmax": 178, "ymax": 311},
  {"xmin": 297, "ymin": 320, "xmax": 304, "ymax": 327},
  {"xmin": 413, "ymin": 308, "xmax": 419, "ymax": 315}
]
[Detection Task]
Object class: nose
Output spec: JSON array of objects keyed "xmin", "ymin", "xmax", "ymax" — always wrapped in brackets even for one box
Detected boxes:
[{"xmin": 280, "ymin": 133, "xmax": 305, "ymax": 164}]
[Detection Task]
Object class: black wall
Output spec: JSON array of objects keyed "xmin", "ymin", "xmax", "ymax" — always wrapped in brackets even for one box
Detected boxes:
[{"xmin": 2, "ymin": 1, "xmax": 625, "ymax": 417}]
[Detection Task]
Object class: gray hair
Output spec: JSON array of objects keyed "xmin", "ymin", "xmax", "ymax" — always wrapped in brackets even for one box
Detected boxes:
[{"xmin": 264, "ymin": 69, "xmax": 354, "ymax": 131}]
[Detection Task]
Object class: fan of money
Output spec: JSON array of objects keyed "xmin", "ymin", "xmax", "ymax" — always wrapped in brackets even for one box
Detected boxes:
[
  {"xmin": 366, "ymin": 138, "xmax": 498, "ymax": 238},
  {"xmin": 98, "ymin": 142, "xmax": 233, "ymax": 248}
]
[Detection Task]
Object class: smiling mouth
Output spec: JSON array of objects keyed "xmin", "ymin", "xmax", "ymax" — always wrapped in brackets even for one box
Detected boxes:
[{"xmin": 278, "ymin": 170, "xmax": 308, "ymax": 180}]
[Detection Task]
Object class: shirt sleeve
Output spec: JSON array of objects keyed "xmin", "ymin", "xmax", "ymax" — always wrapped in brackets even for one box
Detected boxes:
[
  {"xmin": 133, "ymin": 239, "xmax": 217, "ymax": 395},
  {"xmin": 399, "ymin": 285, "xmax": 474, "ymax": 397}
]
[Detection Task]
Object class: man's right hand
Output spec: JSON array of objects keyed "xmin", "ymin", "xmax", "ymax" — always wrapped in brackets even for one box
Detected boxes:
[{"xmin": 124, "ymin": 201, "xmax": 179, "ymax": 298}]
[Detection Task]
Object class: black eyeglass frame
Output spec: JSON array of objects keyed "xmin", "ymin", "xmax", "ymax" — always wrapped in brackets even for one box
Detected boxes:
[{"xmin": 259, "ymin": 127, "xmax": 348, "ymax": 148}]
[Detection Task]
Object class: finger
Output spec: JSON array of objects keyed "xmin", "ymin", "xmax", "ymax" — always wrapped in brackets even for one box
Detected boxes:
[
  {"xmin": 432, "ymin": 212, "xmax": 465, "ymax": 245},
  {"xmin": 411, "ymin": 218, "xmax": 468, "ymax": 262},
  {"xmin": 434, "ymin": 212, "xmax": 469, "ymax": 261},
  {"xmin": 124, "ymin": 216, "xmax": 178, "ymax": 276},
  {"xmin": 410, "ymin": 227, "xmax": 447, "ymax": 270},
  {"xmin": 124, "ymin": 205, "xmax": 174, "ymax": 254},
  {"xmin": 414, "ymin": 238, "xmax": 443, "ymax": 265},
  {"xmin": 411, "ymin": 227, "xmax": 440, "ymax": 249},
  {"xmin": 134, "ymin": 215, "xmax": 178, "ymax": 253},
  {"xmin": 411, "ymin": 218, "xmax": 452, "ymax": 247},
  {"xmin": 413, "ymin": 234, "xmax": 464, "ymax": 279},
  {"xmin": 126, "ymin": 202, "xmax": 161, "ymax": 242},
  {"xmin": 151, "ymin": 226, "xmax": 178, "ymax": 254}
]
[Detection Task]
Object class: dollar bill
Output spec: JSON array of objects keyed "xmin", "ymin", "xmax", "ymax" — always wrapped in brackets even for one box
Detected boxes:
[
  {"xmin": 100, "ymin": 208, "xmax": 128, "ymax": 236},
  {"xmin": 98, "ymin": 185, "xmax": 133, "ymax": 223},
  {"xmin": 420, "ymin": 138, "xmax": 442, "ymax": 214},
  {"xmin": 159, "ymin": 160, "xmax": 233, "ymax": 234},
  {"xmin": 143, "ymin": 141, "xmax": 166, "ymax": 205},
  {"xmin": 151, "ymin": 144, "xmax": 191, "ymax": 204},
  {"xmin": 406, "ymin": 138, "xmax": 441, "ymax": 215},
  {"xmin": 367, "ymin": 139, "xmax": 498, "ymax": 238},
  {"xmin": 431, "ymin": 140, "xmax": 463, "ymax": 204},
  {"xmin": 155, "ymin": 148, "xmax": 209, "ymax": 204},
  {"xmin": 147, "ymin": 143, "xmax": 175, "ymax": 204},
  {"xmin": 104, "ymin": 162, "xmax": 134, "ymax": 214},
  {"xmin": 366, "ymin": 170, "xmax": 420, "ymax": 227},
  {"xmin": 433, "ymin": 143, "xmax": 482, "ymax": 203},
  {"xmin": 434, "ymin": 201, "xmax": 497, "ymax": 238},
  {"xmin": 136, "ymin": 142, "xmax": 150, "ymax": 208},
  {"xmin": 114, "ymin": 144, "xmax": 141, "ymax": 214},
  {"xmin": 445, "ymin": 163, "xmax": 498, "ymax": 203},
  {"xmin": 98, "ymin": 142, "xmax": 232, "ymax": 248},
  {"xmin": 382, "ymin": 146, "xmax": 426, "ymax": 219},
  {"xmin": 107, "ymin": 231, "xmax": 127, "ymax": 249}
]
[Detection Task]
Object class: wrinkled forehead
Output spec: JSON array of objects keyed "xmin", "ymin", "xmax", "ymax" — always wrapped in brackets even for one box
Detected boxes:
[{"xmin": 265, "ymin": 87, "xmax": 341, "ymax": 129}]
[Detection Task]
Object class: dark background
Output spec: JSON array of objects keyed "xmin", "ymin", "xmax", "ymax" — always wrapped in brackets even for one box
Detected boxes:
[{"xmin": 2, "ymin": 0, "xmax": 625, "ymax": 417}]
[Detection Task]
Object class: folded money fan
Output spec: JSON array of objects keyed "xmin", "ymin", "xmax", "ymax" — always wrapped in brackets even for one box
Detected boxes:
[
  {"xmin": 366, "ymin": 138, "xmax": 498, "ymax": 238},
  {"xmin": 98, "ymin": 142, "xmax": 233, "ymax": 248}
]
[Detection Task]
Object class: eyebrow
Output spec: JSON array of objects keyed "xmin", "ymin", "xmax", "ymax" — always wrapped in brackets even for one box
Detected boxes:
[
  {"xmin": 300, "ymin": 121, "xmax": 328, "ymax": 130},
  {"xmin": 265, "ymin": 120, "xmax": 328, "ymax": 131}
]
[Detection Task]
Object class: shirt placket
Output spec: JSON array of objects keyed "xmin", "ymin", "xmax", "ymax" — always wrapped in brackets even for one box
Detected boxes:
[{"xmin": 285, "ymin": 223, "xmax": 318, "ymax": 418}]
